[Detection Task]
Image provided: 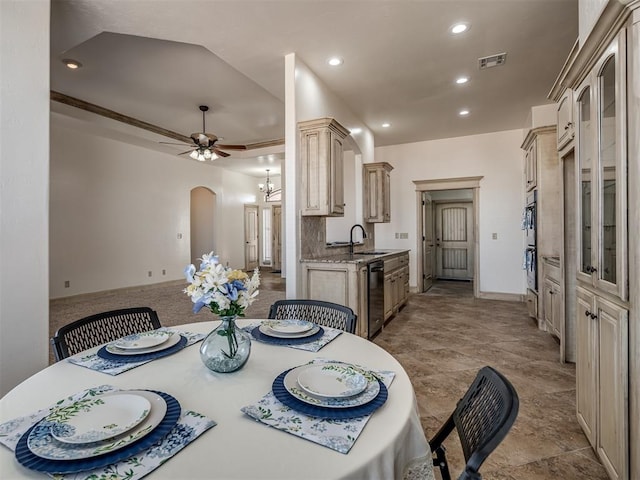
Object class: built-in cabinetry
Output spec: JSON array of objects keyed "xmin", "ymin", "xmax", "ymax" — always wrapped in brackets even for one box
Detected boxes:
[
  {"xmin": 300, "ymin": 251, "xmax": 409, "ymax": 339},
  {"xmin": 572, "ymin": 28, "xmax": 629, "ymax": 480},
  {"xmin": 299, "ymin": 117, "xmax": 349, "ymax": 217},
  {"xmin": 363, "ymin": 162, "xmax": 393, "ymax": 223},
  {"xmin": 383, "ymin": 254, "xmax": 409, "ymax": 320},
  {"xmin": 521, "ymin": 126, "xmax": 562, "ymax": 335}
]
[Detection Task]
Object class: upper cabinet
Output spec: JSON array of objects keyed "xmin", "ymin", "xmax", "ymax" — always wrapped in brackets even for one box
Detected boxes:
[
  {"xmin": 557, "ymin": 88, "xmax": 575, "ymax": 151},
  {"xmin": 299, "ymin": 117, "xmax": 349, "ymax": 217},
  {"xmin": 363, "ymin": 162, "xmax": 393, "ymax": 223},
  {"xmin": 575, "ymin": 31, "xmax": 627, "ymax": 302}
]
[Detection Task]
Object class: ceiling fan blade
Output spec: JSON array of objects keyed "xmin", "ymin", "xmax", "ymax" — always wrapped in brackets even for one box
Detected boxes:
[
  {"xmin": 216, "ymin": 144, "xmax": 247, "ymax": 151},
  {"xmin": 213, "ymin": 148, "xmax": 230, "ymax": 158},
  {"xmin": 160, "ymin": 141, "xmax": 190, "ymax": 146},
  {"xmin": 177, "ymin": 149, "xmax": 195, "ymax": 156}
]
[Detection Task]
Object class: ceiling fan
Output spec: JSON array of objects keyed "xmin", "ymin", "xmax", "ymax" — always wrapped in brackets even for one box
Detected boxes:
[{"xmin": 160, "ymin": 105, "xmax": 245, "ymax": 161}]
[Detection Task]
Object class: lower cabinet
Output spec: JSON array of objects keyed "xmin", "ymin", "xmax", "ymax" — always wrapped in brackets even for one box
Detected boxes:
[
  {"xmin": 542, "ymin": 277, "xmax": 562, "ymax": 337},
  {"xmin": 576, "ymin": 286, "xmax": 628, "ymax": 480},
  {"xmin": 384, "ymin": 255, "xmax": 409, "ymax": 321}
]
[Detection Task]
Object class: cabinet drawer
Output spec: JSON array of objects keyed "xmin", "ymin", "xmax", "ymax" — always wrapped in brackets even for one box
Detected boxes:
[{"xmin": 384, "ymin": 257, "xmax": 400, "ymax": 272}]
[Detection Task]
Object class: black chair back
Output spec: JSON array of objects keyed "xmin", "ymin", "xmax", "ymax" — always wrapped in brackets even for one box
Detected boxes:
[
  {"xmin": 429, "ymin": 366, "xmax": 519, "ymax": 480},
  {"xmin": 51, "ymin": 307, "xmax": 161, "ymax": 360},
  {"xmin": 268, "ymin": 299, "xmax": 357, "ymax": 334}
]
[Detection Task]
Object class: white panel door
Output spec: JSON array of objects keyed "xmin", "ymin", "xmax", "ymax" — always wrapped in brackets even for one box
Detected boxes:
[{"xmin": 244, "ymin": 205, "xmax": 259, "ymax": 271}]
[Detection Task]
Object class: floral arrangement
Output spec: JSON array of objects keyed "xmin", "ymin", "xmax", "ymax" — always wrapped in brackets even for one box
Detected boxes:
[{"xmin": 184, "ymin": 252, "xmax": 260, "ymax": 317}]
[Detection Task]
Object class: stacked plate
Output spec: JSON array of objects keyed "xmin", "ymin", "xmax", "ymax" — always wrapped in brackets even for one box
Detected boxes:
[
  {"xmin": 97, "ymin": 330, "xmax": 187, "ymax": 362},
  {"xmin": 272, "ymin": 362, "xmax": 388, "ymax": 419},
  {"xmin": 15, "ymin": 390, "xmax": 181, "ymax": 474},
  {"xmin": 252, "ymin": 320, "xmax": 324, "ymax": 345}
]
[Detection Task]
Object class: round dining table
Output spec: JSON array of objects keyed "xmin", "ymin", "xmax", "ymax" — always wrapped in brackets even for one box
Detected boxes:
[{"xmin": 0, "ymin": 320, "xmax": 432, "ymax": 479}]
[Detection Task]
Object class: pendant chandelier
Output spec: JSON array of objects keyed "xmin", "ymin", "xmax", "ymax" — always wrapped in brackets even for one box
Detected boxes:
[{"xmin": 258, "ymin": 169, "xmax": 275, "ymax": 199}]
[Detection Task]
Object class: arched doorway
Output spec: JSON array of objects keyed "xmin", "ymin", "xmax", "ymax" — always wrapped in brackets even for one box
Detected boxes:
[{"xmin": 190, "ymin": 187, "xmax": 216, "ymax": 266}]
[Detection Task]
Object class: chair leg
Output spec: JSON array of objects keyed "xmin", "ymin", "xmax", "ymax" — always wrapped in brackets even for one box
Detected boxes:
[{"xmin": 433, "ymin": 445, "xmax": 452, "ymax": 480}]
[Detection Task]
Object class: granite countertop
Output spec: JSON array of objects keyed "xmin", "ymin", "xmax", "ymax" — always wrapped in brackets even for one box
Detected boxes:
[{"xmin": 300, "ymin": 249, "xmax": 409, "ymax": 265}]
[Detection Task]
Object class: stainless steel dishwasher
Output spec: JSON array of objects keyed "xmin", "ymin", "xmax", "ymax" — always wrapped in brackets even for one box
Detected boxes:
[{"xmin": 367, "ymin": 260, "xmax": 385, "ymax": 338}]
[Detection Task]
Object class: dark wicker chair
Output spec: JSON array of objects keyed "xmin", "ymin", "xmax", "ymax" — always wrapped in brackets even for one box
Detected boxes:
[
  {"xmin": 51, "ymin": 307, "xmax": 162, "ymax": 361},
  {"xmin": 268, "ymin": 299, "xmax": 357, "ymax": 334},
  {"xmin": 430, "ymin": 366, "xmax": 519, "ymax": 480}
]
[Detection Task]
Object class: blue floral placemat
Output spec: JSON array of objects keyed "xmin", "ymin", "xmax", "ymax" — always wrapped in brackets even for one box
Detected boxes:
[
  {"xmin": 241, "ymin": 360, "xmax": 395, "ymax": 454},
  {"xmin": 0, "ymin": 385, "xmax": 216, "ymax": 479},
  {"xmin": 243, "ymin": 323, "xmax": 342, "ymax": 352},
  {"xmin": 67, "ymin": 329, "xmax": 205, "ymax": 375}
]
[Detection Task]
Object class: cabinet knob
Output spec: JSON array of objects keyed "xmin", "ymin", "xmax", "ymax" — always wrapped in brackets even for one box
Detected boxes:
[
  {"xmin": 585, "ymin": 310, "xmax": 591, "ymax": 317},
  {"xmin": 590, "ymin": 313, "xmax": 598, "ymax": 320}
]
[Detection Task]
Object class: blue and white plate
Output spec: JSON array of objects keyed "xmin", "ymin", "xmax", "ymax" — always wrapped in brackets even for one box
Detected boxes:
[
  {"xmin": 273, "ymin": 369, "xmax": 387, "ymax": 419},
  {"xmin": 283, "ymin": 364, "xmax": 380, "ymax": 408},
  {"xmin": 97, "ymin": 335, "xmax": 187, "ymax": 363},
  {"xmin": 15, "ymin": 390, "xmax": 180, "ymax": 474},
  {"xmin": 105, "ymin": 332, "xmax": 181, "ymax": 356},
  {"xmin": 26, "ymin": 390, "xmax": 166, "ymax": 460},
  {"xmin": 48, "ymin": 392, "xmax": 151, "ymax": 444},
  {"xmin": 112, "ymin": 331, "xmax": 173, "ymax": 350},
  {"xmin": 297, "ymin": 363, "xmax": 368, "ymax": 399},
  {"xmin": 258, "ymin": 324, "xmax": 320, "ymax": 339},
  {"xmin": 265, "ymin": 319, "xmax": 315, "ymax": 335}
]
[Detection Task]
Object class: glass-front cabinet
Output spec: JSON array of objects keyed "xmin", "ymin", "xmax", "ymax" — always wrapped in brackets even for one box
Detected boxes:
[{"xmin": 575, "ymin": 31, "xmax": 627, "ymax": 301}]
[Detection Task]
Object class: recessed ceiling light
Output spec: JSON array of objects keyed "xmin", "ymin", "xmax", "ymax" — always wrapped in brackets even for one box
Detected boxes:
[
  {"xmin": 328, "ymin": 57, "xmax": 343, "ymax": 66},
  {"xmin": 62, "ymin": 59, "xmax": 82, "ymax": 69},
  {"xmin": 350, "ymin": 128, "xmax": 362, "ymax": 135},
  {"xmin": 450, "ymin": 23, "xmax": 469, "ymax": 34},
  {"xmin": 459, "ymin": 109, "xmax": 470, "ymax": 116},
  {"xmin": 455, "ymin": 76, "xmax": 469, "ymax": 84},
  {"xmin": 381, "ymin": 122, "xmax": 391, "ymax": 128}
]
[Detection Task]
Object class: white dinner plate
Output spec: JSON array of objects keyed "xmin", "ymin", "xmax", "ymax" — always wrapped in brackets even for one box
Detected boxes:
[
  {"xmin": 283, "ymin": 364, "xmax": 381, "ymax": 408},
  {"xmin": 267, "ymin": 320, "xmax": 315, "ymax": 335},
  {"xmin": 28, "ymin": 390, "xmax": 167, "ymax": 461},
  {"xmin": 49, "ymin": 392, "xmax": 150, "ymax": 444},
  {"xmin": 111, "ymin": 330, "xmax": 173, "ymax": 350},
  {"xmin": 258, "ymin": 324, "xmax": 320, "ymax": 339},
  {"xmin": 106, "ymin": 331, "xmax": 181, "ymax": 355},
  {"xmin": 297, "ymin": 363, "xmax": 368, "ymax": 399}
]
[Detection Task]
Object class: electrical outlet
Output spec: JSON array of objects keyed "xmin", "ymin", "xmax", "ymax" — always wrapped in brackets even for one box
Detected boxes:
[
  {"xmin": 148, "ymin": 271, "xmax": 152, "ymax": 277},
  {"xmin": 395, "ymin": 233, "xmax": 399, "ymax": 239},
  {"xmin": 64, "ymin": 280, "xmax": 70, "ymax": 288},
  {"xmin": 177, "ymin": 233, "xmax": 182, "ymax": 239},
  {"xmin": 400, "ymin": 233, "xmax": 409, "ymax": 239},
  {"xmin": 162, "ymin": 269, "xmax": 166, "ymax": 275},
  {"xmin": 492, "ymin": 233, "xmax": 498, "ymax": 240}
]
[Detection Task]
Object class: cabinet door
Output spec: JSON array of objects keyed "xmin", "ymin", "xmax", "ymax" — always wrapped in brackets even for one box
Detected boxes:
[
  {"xmin": 575, "ymin": 78, "xmax": 595, "ymax": 284},
  {"xmin": 330, "ymin": 131, "xmax": 345, "ymax": 216},
  {"xmin": 593, "ymin": 33, "xmax": 627, "ymax": 300},
  {"xmin": 551, "ymin": 283, "xmax": 563, "ymax": 337},
  {"xmin": 357, "ymin": 266, "xmax": 368, "ymax": 338},
  {"xmin": 383, "ymin": 273, "xmax": 393, "ymax": 320},
  {"xmin": 557, "ymin": 89, "xmax": 574, "ymax": 150},
  {"xmin": 525, "ymin": 142, "xmax": 537, "ymax": 190},
  {"xmin": 542, "ymin": 278, "xmax": 555, "ymax": 334},
  {"xmin": 576, "ymin": 287, "xmax": 597, "ymax": 447},
  {"xmin": 596, "ymin": 297, "xmax": 628, "ymax": 480}
]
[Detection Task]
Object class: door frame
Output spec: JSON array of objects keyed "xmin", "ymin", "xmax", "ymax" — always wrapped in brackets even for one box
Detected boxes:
[
  {"xmin": 414, "ymin": 176, "xmax": 483, "ymax": 298},
  {"xmin": 244, "ymin": 204, "xmax": 259, "ymax": 271}
]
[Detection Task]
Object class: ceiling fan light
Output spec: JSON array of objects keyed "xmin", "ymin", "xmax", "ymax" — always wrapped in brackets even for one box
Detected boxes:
[
  {"xmin": 210, "ymin": 152, "xmax": 218, "ymax": 160},
  {"xmin": 197, "ymin": 153, "xmax": 206, "ymax": 162},
  {"xmin": 189, "ymin": 150, "xmax": 199, "ymax": 160},
  {"xmin": 203, "ymin": 149, "xmax": 212, "ymax": 159}
]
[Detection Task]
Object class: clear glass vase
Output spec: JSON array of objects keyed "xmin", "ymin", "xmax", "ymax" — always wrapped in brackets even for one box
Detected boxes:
[{"xmin": 200, "ymin": 316, "xmax": 251, "ymax": 373}]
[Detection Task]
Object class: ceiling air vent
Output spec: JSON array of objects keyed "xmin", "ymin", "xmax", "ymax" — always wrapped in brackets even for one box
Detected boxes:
[{"xmin": 478, "ymin": 52, "xmax": 507, "ymax": 69}]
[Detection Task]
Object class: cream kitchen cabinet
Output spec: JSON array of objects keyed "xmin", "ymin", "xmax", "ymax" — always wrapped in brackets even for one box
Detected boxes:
[
  {"xmin": 557, "ymin": 88, "xmax": 575, "ymax": 151},
  {"xmin": 576, "ymin": 287, "xmax": 628, "ymax": 480},
  {"xmin": 383, "ymin": 253, "xmax": 409, "ymax": 320},
  {"xmin": 299, "ymin": 117, "xmax": 349, "ymax": 217},
  {"xmin": 299, "ymin": 260, "xmax": 368, "ymax": 338},
  {"xmin": 363, "ymin": 162, "xmax": 393, "ymax": 223},
  {"xmin": 572, "ymin": 26, "xmax": 630, "ymax": 480},
  {"xmin": 524, "ymin": 141, "xmax": 537, "ymax": 191},
  {"xmin": 542, "ymin": 277, "xmax": 562, "ymax": 337}
]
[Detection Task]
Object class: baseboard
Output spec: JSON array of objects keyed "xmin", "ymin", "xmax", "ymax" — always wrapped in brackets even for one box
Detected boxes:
[
  {"xmin": 477, "ymin": 291, "xmax": 525, "ymax": 302},
  {"xmin": 50, "ymin": 279, "xmax": 185, "ymax": 303}
]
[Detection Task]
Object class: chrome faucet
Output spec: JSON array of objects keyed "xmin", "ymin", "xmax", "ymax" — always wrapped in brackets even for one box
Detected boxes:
[{"xmin": 349, "ymin": 224, "xmax": 367, "ymax": 255}]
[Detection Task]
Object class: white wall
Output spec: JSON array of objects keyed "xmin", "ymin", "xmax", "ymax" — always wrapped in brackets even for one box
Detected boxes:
[
  {"xmin": 50, "ymin": 115, "xmax": 260, "ymax": 298},
  {"xmin": 0, "ymin": 0, "xmax": 50, "ymax": 396},
  {"xmin": 375, "ymin": 129, "xmax": 527, "ymax": 295},
  {"xmin": 284, "ymin": 54, "xmax": 373, "ymax": 296}
]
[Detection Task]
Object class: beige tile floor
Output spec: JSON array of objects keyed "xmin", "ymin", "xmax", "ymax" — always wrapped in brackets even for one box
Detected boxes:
[
  {"xmin": 374, "ymin": 279, "xmax": 608, "ymax": 480},
  {"xmin": 50, "ymin": 273, "xmax": 608, "ymax": 479}
]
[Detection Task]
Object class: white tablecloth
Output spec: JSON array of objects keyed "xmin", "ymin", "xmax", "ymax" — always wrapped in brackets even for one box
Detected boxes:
[{"xmin": 0, "ymin": 320, "xmax": 432, "ymax": 479}]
